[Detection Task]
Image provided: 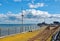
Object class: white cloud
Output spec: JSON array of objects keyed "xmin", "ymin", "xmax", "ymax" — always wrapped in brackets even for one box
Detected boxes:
[
  {"xmin": 29, "ymin": 3, "xmax": 45, "ymax": 8},
  {"xmin": 0, "ymin": 10, "xmax": 50, "ymax": 24},
  {"xmin": 0, "ymin": 12, "xmax": 22, "ymax": 24},
  {"xmin": 51, "ymin": 14, "xmax": 60, "ymax": 17},
  {"xmin": 22, "ymin": 9, "xmax": 51, "ymax": 18},
  {"xmin": 0, "ymin": 10, "xmax": 60, "ymax": 24},
  {"xmin": 21, "ymin": 9, "xmax": 60, "ymax": 24}
]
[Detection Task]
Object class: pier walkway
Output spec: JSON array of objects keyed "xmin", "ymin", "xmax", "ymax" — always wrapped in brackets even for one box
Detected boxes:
[{"xmin": 0, "ymin": 25, "xmax": 60, "ymax": 41}]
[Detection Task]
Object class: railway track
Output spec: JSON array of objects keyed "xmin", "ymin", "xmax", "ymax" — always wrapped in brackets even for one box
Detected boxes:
[{"xmin": 28, "ymin": 25, "xmax": 60, "ymax": 41}]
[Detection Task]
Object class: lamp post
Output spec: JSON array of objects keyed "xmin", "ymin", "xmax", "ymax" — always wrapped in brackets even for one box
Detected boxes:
[{"xmin": 21, "ymin": 13, "xmax": 24, "ymax": 32}]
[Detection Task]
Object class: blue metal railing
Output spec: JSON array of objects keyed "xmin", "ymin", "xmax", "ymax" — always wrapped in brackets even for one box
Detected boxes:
[{"xmin": 0, "ymin": 25, "xmax": 40, "ymax": 37}]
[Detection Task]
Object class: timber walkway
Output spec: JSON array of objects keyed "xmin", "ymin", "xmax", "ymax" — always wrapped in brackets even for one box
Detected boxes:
[{"xmin": 28, "ymin": 25, "xmax": 60, "ymax": 41}]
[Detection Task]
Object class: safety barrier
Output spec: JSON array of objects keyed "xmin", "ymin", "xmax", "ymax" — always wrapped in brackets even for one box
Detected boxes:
[{"xmin": 0, "ymin": 25, "xmax": 40, "ymax": 37}]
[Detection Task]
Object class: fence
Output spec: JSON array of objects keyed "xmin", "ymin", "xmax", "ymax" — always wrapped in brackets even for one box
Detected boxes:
[{"xmin": 0, "ymin": 25, "xmax": 40, "ymax": 37}]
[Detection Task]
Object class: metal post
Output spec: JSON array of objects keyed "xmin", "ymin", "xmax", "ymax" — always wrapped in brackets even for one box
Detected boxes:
[
  {"xmin": 20, "ymin": 27, "xmax": 21, "ymax": 33},
  {"xmin": 21, "ymin": 13, "xmax": 24, "ymax": 32},
  {"xmin": 24, "ymin": 26, "xmax": 25, "ymax": 32},
  {"xmin": 0, "ymin": 28, "xmax": 1, "ymax": 37},
  {"xmin": 8, "ymin": 28, "xmax": 10, "ymax": 35},
  {"xmin": 15, "ymin": 27, "xmax": 16, "ymax": 34}
]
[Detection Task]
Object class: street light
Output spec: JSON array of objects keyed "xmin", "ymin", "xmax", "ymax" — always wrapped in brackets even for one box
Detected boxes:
[{"xmin": 21, "ymin": 13, "xmax": 24, "ymax": 32}]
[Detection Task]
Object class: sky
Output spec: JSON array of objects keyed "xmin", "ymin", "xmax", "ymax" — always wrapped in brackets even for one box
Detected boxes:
[{"xmin": 0, "ymin": 0, "xmax": 60, "ymax": 24}]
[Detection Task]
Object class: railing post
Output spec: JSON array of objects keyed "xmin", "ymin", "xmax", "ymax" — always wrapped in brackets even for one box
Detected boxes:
[
  {"xmin": 23, "ymin": 26, "xmax": 25, "ymax": 32},
  {"xmin": 8, "ymin": 28, "xmax": 10, "ymax": 35},
  {"xmin": 28, "ymin": 26, "xmax": 29, "ymax": 31},
  {"xmin": 20, "ymin": 27, "xmax": 21, "ymax": 33},
  {"xmin": 29, "ymin": 26, "xmax": 30, "ymax": 31},
  {"xmin": 20, "ymin": 27, "xmax": 23, "ymax": 33},
  {"xmin": 0, "ymin": 28, "xmax": 1, "ymax": 37},
  {"xmin": 34, "ymin": 25, "xmax": 35, "ymax": 30},
  {"xmin": 15, "ymin": 27, "xmax": 16, "ymax": 34},
  {"xmin": 23, "ymin": 26, "xmax": 24, "ymax": 32},
  {"xmin": 24, "ymin": 26, "xmax": 26, "ymax": 32},
  {"xmin": 33, "ymin": 25, "xmax": 35, "ymax": 30},
  {"xmin": 30, "ymin": 26, "xmax": 32, "ymax": 31}
]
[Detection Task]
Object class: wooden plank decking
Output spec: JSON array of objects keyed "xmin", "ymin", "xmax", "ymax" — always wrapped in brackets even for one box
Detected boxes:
[{"xmin": 28, "ymin": 25, "xmax": 60, "ymax": 41}]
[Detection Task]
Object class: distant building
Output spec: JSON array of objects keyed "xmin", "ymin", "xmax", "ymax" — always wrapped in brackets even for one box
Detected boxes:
[
  {"xmin": 37, "ymin": 22, "xmax": 48, "ymax": 27},
  {"xmin": 53, "ymin": 21, "xmax": 60, "ymax": 25},
  {"xmin": 37, "ymin": 21, "xmax": 60, "ymax": 27}
]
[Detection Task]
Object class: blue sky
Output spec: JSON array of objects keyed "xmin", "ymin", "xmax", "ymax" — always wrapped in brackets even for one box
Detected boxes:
[{"xmin": 0, "ymin": 0, "xmax": 60, "ymax": 24}]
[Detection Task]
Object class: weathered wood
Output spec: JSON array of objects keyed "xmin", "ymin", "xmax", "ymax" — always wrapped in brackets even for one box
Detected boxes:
[{"xmin": 28, "ymin": 25, "xmax": 60, "ymax": 41}]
